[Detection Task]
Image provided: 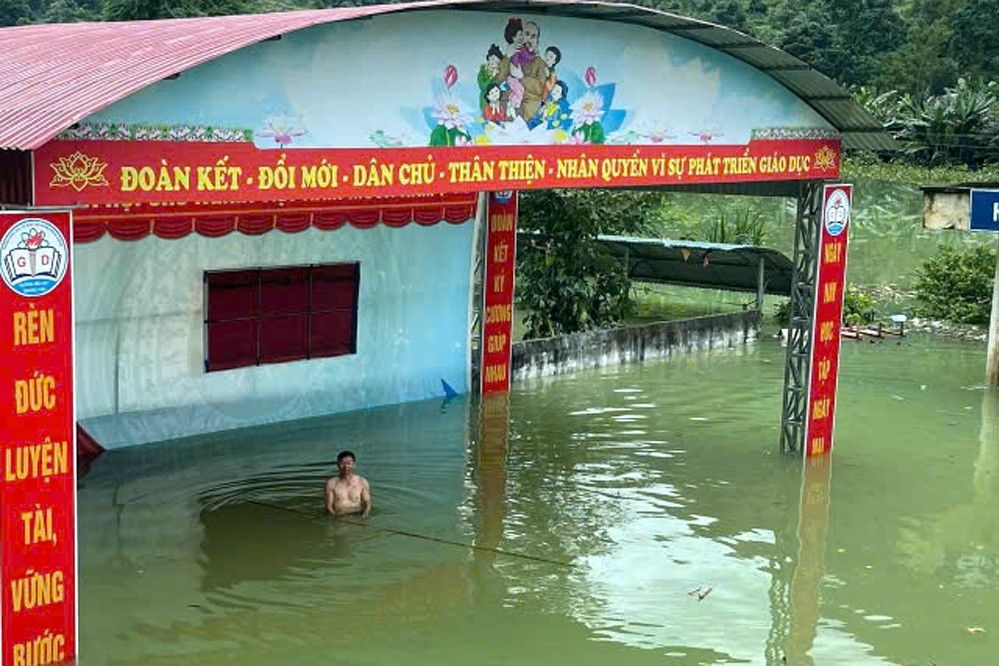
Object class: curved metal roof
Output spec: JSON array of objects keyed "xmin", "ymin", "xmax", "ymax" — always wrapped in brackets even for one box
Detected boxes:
[
  {"xmin": 595, "ymin": 235, "xmax": 795, "ymax": 295},
  {"xmin": 0, "ymin": 0, "xmax": 891, "ymax": 151}
]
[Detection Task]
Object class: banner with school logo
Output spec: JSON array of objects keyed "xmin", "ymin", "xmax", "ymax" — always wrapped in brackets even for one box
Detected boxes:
[
  {"xmin": 0, "ymin": 211, "xmax": 77, "ymax": 664},
  {"xmin": 804, "ymin": 185, "xmax": 851, "ymax": 457}
]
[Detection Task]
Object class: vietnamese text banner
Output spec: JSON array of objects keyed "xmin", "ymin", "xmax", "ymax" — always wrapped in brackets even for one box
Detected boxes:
[
  {"xmin": 481, "ymin": 192, "xmax": 517, "ymax": 394},
  {"xmin": 0, "ymin": 211, "xmax": 78, "ymax": 665},
  {"xmin": 34, "ymin": 139, "xmax": 841, "ymax": 206},
  {"xmin": 804, "ymin": 185, "xmax": 852, "ymax": 457}
]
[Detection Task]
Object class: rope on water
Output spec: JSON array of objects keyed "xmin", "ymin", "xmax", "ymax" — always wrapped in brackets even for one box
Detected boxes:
[{"xmin": 246, "ymin": 499, "xmax": 575, "ymax": 568}]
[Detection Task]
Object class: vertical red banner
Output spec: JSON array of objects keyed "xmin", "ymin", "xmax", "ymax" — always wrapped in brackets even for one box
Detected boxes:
[
  {"xmin": 481, "ymin": 191, "xmax": 517, "ymax": 394},
  {"xmin": 0, "ymin": 211, "xmax": 77, "ymax": 664},
  {"xmin": 804, "ymin": 185, "xmax": 852, "ymax": 457}
]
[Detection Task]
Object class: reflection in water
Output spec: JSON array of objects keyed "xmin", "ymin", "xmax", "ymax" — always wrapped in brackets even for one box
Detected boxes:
[
  {"xmin": 785, "ymin": 454, "xmax": 832, "ymax": 665},
  {"xmin": 975, "ymin": 389, "xmax": 998, "ymax": 509},
  {"xmin": 471, "ymin": 394, "xmax": 510, "ymax": 591},
  {"xmin": 77, "ymin": 337, "xmax": 999, "ymax": 665},
  {"xmin": 475, "ymin": 394, "xmax": 510, "ymax": 552}
]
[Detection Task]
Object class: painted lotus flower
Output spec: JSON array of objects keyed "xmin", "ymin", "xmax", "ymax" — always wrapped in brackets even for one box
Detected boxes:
[
  {"xmin": 571, "ymin": 90, "xmax": 606, "ymax": 126},
  {"xmin": 482, "ymin": 117, "xmax": 555, "ymax": 145},
  {"xmin": 49, "ymin": 151, "xmax": 110, "ymax": 192},
  {"xmin": 432, "ymin": 93, "xmax": 475, "ymax": 130},
  {"xmin": 689, "ymin": 122, "xmax": 723, "ymax": 144},
  {"xmin": 259, "ymin": 114, "xmax": 307, "ymax": 147}
]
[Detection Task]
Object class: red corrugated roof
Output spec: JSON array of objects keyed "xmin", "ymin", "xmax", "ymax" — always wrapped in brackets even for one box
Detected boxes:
[
  {"xmin": 0, "ymin": 1, "xmax": 457, "ymax": 150},
  {"xmin": 0, "ymin": 0, "xmax": 890, "ymax": 152}
]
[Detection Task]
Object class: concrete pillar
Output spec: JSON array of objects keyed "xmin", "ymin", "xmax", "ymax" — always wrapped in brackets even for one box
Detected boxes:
[{"xmin": 988, "ymin": 236, "xmax": 999, "ymax": 387}]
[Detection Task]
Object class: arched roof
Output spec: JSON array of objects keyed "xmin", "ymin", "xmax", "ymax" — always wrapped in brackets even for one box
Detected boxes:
[{"xmin": 0, "ymin": 0, "xmax": 890, "ymax": 151}]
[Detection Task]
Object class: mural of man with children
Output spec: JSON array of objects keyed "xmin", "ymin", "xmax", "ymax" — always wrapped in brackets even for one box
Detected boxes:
[
  {"xmin": 477, "ymin": 18, "xmax": 569, "ymax": 130},
  {"xmin": 416, "ymin": 16, "xmax": 624, "ymax": 147}
]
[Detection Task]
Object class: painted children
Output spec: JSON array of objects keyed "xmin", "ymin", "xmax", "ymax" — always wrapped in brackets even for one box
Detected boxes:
[
  {"xmin": 477, "ymin": 44, "xmax": 505, "ymax": 112},
  {"xmin": 541, "ymin": 46, "xmax": 561, "ymax": 102},
  {"xmin": 529, "ymin": 80, "xmax": 570, "ymax": 133},
  {"xmin": 482, "ymin": 83, "xmax": 509, "ymax": 124}
]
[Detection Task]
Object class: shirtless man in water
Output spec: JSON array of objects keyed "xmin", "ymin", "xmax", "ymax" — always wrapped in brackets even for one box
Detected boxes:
[{"xmin": 325, "ymin": 450, "xmax": 371, "ymax": 517}]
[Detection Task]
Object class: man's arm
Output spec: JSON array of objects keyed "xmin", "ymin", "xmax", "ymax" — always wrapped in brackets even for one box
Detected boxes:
[
  {"xmin": 325, "ymin": 478, "xmax": 337, "ymax": 515},
  {"xmin": 361, "ymin": 479, "xmax": 371, "ymax": 518}
]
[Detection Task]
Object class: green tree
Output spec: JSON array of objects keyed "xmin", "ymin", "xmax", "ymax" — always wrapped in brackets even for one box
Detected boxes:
[
  {"xmin": 877, "ymin": 18, "xmax": 959, "ymax": 95},
  {"xmin": 516, "ymin": 189, "xmax": 662, "ymax": 339},
  {"xmin": 1, "ymin": 0, "xmax": 34, "ymax": 26},
  {"xmin": 767, "ymin": 0, "xmax": 849, "ymax": 83},
  {"xmin": 41, "ymin": 0, "xmax": 99, "ymax": 22},
  {"xmin": 101, "ymin": 0, "xmax": 252, "ymax": 21},
  {"xmin": 948, "ymin": 0, "xmax": 999, "ymax": 82},
  {"xmin": 914, "ymin": 244, "xmax": 997, "ymax": 324},
  {"xmin": 828, "ymin": 0, "xmax": 904, "ymax": 85}
]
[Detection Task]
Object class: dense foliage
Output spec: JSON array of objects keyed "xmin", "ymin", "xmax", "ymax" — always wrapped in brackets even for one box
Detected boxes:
[
  {"xmin": 914, "ymin": 244, "xmax": 997, "ymax": 324},
  {"xmin": 517, "ymin": 190, "xmax": 661, "ymax": 338}
]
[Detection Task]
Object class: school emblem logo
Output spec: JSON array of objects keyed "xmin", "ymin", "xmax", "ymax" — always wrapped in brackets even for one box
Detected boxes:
[
  {"xmin": 823, "ymin": 188, "xmax": 850, "ymax": 237},
  {"xmin": 1, "ymin": 218, "xmax": 69, "ymax": 297},
  {"xmin": 493, "ymin": 190, "xmax": 514, "ymax": 205}
]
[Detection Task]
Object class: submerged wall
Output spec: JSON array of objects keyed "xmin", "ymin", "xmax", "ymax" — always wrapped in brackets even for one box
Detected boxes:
[
  {"xmin": 74, "ymin": 222, "xmax": 474, "ymax": 449},
  {"xmin": 511, "ymin": 311, "xmax": 761, "ymax": 382}
]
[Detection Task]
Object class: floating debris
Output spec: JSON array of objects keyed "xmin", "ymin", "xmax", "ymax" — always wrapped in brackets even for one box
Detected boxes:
[{"xmin": 687, "ymin": 586, "xmax": 712, "ymax": 601}]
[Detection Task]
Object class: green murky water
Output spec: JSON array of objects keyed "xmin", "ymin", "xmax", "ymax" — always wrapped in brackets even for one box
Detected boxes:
[{"xmin": 79, "ymin": 335, "xmax": 998, "ymax": 665}]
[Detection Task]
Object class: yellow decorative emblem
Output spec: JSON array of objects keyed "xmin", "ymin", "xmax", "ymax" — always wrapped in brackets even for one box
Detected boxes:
[
  {"xmin": 49, "ymin": 152, "xmax": 110, "ymax": 192},
  {"xmin": 813, "ymin": 145, "xmax": 838, "ymax": 172}
]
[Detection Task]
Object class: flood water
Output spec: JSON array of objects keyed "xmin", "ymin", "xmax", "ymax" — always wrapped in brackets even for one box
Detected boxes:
[{"xmin": 79, "ymin": 335, "xmax": 998, "ymax": 665}]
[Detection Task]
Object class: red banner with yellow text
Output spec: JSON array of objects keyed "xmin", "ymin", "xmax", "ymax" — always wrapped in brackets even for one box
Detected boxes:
[
  {"xmin": 33, "ymin": 139, "xmax": 840, "ymax": 206},
  {"xmin": 481, "ymin": 192, "xmax": 517, "ymax": 394},
  {"xmin": 805, "ymin": 185, "xmax": 852, "ymax": 457},
  {"xmin": 0, "ymin": 211, "xmax": 77, "ymax": 664}
]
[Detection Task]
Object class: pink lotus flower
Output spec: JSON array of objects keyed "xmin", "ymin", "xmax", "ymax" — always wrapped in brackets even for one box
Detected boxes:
[{"xmin": 443, "ymin": 64, "xmax": 458, "ymax": 90}]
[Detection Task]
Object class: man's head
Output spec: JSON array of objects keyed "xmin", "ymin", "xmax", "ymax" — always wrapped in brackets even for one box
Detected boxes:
[
  {"xmin": 337, "ymin": 450, "xmax": 356, "ymax": 475},
  {"xmin": 524, "ymin": 21, "xmax": 540, "ymax": 52}
]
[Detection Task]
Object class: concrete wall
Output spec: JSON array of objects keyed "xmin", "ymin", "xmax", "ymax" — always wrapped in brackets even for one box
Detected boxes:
[{"xmin": 511, "ymin": 311, "xmax": 761, "ymax": 382}]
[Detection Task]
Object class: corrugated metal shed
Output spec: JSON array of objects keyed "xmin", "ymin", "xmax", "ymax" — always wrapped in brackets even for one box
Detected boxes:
[
  {"xmin": 0, "ymin": 0, "xmax": 892, "ymax": 151},
  {"xmin": 595, "ymin": 235, "xmax": 794, "ymax": 295}
]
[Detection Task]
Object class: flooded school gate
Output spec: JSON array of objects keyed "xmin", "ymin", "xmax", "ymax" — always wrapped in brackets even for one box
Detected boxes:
[{"xmin": 0, "ymin": 1, "xmax": 892, "ymax": 662}]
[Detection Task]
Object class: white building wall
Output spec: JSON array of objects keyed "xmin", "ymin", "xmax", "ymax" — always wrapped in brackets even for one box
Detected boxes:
[{"xmin": 74, "ymin": 222, "xmax": 473, "ymax": 448}]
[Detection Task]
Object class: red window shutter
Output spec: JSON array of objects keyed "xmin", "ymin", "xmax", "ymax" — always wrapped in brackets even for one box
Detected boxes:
[
  {"xmin": 260, "ymin": 267, "xmax": 309, "ymax": 316},
  {"xmin": 207, "ymin": 270, "xmax": 258, "ymax": 321},
  {"xmin": 310, "ymin": 311, "xmax": 355, "ymax": 358},
  {"xmin": 259, "ymin": 314, "xmax": 309, "ymax": 364},
  {"xmin": 206, "ymin": 320, "xmax": 258, "ymax": 371}
]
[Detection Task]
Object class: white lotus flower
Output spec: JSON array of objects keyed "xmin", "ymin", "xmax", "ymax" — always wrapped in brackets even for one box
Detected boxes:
[
  {"xmin": 483, "ymin": 117, "xmax": 555, "ymax": 145},
  {"xmin": 571, "ymin": 91, "xmax": 605, "ymax": 126},
  {"xmin": 432, "ymin": 94, "xmax": 475, "ymax": 130}
]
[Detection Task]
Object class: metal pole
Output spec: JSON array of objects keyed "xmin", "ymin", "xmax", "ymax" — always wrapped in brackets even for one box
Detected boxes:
[
  {"xmin": 757, "ymin": 256, "xmax": 766, "ymax": 311},
  {"xmin": 780, "ymin": 181, "xmax": 823, "ymax": 454},
  {"xmin": 987, "ymin": 235, "xmax": 999, "ymax": 386}
]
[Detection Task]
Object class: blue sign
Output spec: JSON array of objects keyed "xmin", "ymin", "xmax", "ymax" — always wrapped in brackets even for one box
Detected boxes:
[{"xmin": 969, "ymin": 189, "xmax": 999, "ymax": 232}]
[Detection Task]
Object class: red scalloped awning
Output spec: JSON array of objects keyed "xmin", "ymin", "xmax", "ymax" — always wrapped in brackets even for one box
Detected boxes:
[{"xmin": 71, "ymin": 193, "xmax": 477, "ymax": 243}]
